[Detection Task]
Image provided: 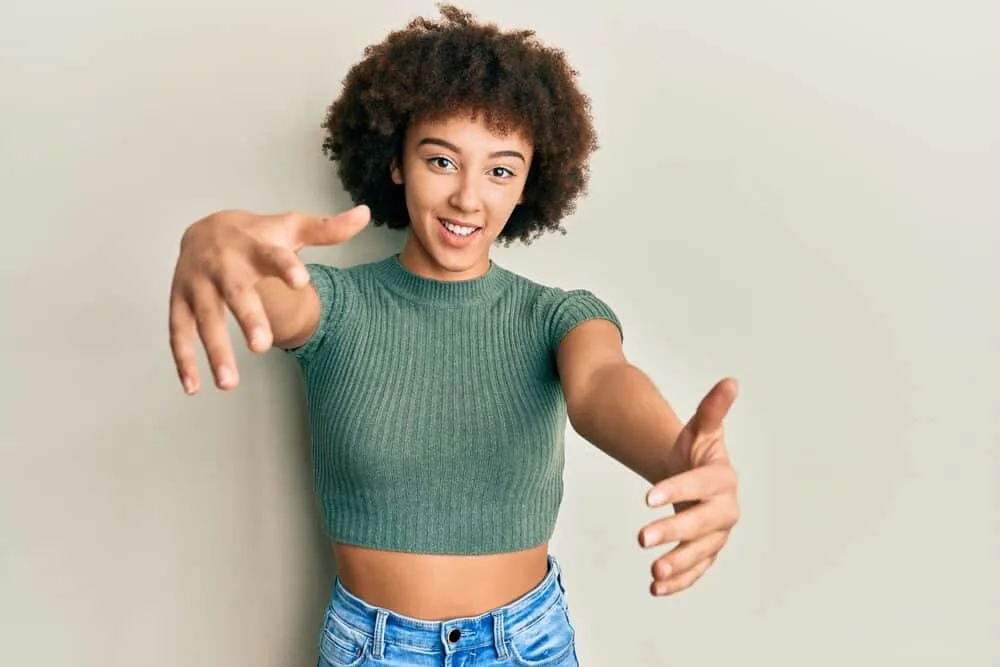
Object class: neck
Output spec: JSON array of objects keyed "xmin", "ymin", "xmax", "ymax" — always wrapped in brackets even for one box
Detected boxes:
[{"xmin": 398, "ymin": 233, "xmax": 491, "ymax": 282}]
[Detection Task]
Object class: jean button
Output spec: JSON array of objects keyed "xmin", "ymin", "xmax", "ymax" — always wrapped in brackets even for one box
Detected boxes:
[{"xmin": 448, "ymin": 628, "xmax": 461, "ymax": 642}]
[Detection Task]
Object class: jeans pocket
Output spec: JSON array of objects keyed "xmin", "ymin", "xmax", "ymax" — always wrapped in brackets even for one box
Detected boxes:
[
  {"xmin": 317, "ymin": 610, "xmax": 369, "ymax": 667},
  {"xmin": 507, "ymin": 603, "xmax": 577, "ymax": 666}
]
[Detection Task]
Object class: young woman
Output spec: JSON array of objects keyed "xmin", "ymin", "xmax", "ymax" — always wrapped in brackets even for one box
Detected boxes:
[{"xmin": 169, "ymin": 6, "xmax": 740, "ymax": 666}]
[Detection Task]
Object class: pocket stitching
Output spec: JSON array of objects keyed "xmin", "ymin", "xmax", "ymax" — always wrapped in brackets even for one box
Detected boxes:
[
  {"xmin": 319, "ymin": 630, "xmax": 368, "ymax": 667},
  {"xmin": 514, "ymin": 597, "xmax": 563, "ymax": 635},
  {"xmin": 507, "ymin": 635, "xmax": 576, "ymax": 667},
  {"xmin": 319, "ymin": 611, "xmax": 369, "ymax": 667},
  {"xmin": 506, "ymin": 605, "xmax": 576, "ymax": 667}
]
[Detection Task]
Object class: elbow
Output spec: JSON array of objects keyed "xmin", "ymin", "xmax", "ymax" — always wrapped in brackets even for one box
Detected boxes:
[
  {"xmin": 564, "ymin": 381, "xmax": 593, "ymax": 435},
  {"xmin": 566, "ymin": 399, "xmax": 586, "ymax": 435}
]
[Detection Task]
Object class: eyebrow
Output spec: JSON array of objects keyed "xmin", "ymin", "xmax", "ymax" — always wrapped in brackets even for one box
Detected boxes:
[{"xmin": 417, "ymin": 137, "xmax": 526, "ymax": 164}]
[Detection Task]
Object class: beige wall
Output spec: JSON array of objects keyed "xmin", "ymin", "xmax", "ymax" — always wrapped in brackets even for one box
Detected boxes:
[{"xmin": 2, "ymin": 0, "xmax": 997, "ymax": 664}]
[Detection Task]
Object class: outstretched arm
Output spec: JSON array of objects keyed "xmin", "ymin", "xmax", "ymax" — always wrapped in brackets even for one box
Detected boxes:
[
  {"xmin": 169, "ymin": 205, "xmax": 370, "ymax": 393},
  {"xmin": 556, "ymin": 319, "xmax": 683, "ymax": 485},
  {"xmin": 556, "ymin": 319, "xmax": 741, "ymax": 596}
]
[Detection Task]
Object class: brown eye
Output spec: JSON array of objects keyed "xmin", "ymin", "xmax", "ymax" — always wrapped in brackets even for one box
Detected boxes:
[
  {"xmin": 490, "ymin": 166, "xmax": 514, "ymax": 179},
  {"xmin": 428, "ymin": 156, "xmax": 456, "ymax": 170}
]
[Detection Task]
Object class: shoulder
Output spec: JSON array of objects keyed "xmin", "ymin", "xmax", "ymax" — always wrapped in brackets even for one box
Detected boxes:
[
  {"xmin": 495, "ymin": 264, "xmax": 624, "ymax": 346},
  {"xmin": 303, "ymin": 255, "xmax": 392, "ymax": 290},
  {"xmin": 496, "ymin": 265, "xmax": 555, "ymax": 300}
]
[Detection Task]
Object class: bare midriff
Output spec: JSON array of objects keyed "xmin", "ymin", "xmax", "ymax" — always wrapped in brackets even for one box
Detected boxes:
[{"xmin": 332, "ymin": 541, "xmax": 551, "ymax": 621}]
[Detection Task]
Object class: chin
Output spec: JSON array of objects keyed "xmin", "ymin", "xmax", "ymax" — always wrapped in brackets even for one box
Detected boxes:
[{"xmin": 426, "ymin": 247, "xmax": 481, "ymax": 273}]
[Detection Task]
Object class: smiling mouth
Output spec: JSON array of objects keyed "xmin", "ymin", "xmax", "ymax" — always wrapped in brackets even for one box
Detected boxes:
[{"xmin": 439, "ymin": 218, "xmax": 481, "ymax": 238}]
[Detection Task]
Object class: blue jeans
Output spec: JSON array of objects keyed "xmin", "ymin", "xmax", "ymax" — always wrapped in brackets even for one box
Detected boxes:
[{"xmin": 317, "ymin": 555, "xmax": 580, "ymax": 666}]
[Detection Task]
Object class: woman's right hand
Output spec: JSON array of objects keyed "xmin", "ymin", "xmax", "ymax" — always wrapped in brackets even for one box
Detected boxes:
[{"xmin": 168, "ymin": 205, "xmax": 370, "ymax": 395}]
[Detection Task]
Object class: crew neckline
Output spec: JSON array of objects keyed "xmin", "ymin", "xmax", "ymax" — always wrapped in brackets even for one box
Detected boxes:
[{"xmin": 370, "ymin": 254, "xmax": 514, "ymax": 306}]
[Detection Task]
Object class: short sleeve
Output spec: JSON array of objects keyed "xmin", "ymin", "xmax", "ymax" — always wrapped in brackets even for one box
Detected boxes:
[
  {"xmin": 547, "ymin": 289, "xmax": 623, "ymax": 350},
  {"xmin": 279, "ymin": 263, "xmax": 355, "ymax": 363}
]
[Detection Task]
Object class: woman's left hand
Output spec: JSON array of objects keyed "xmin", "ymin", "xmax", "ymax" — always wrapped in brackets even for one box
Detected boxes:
[{"xmin": 638, "ymin": 378, "xmax": 741, "ymax": 596}]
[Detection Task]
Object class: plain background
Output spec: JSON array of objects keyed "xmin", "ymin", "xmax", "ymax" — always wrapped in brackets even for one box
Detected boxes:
[{"xmin": 2, "ymin": 0, "xmax": 997, "ymax": 664}]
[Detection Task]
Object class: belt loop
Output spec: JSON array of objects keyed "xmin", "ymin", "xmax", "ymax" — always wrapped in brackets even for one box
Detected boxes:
[
  {"xmin": 492, "ymin": 610, "xmax": 509, "ymax": 660},
  {"xmin": 372, "ymin": 609, "xmax": 388, "ymax": 659},
  {"xmin": 551, "ymin": 555, "xmax": 567, "ymax": 594}
]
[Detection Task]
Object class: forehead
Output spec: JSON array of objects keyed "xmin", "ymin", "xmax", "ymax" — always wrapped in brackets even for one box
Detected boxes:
[{"xmin": 406, "ymin": 113, "xmax": 533, "ymax": 154}]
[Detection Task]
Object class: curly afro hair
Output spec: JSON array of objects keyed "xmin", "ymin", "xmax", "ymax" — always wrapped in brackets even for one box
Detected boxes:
[{"xmin": 321, "ymin": 4, "xmax": 598, "ymax": 245}]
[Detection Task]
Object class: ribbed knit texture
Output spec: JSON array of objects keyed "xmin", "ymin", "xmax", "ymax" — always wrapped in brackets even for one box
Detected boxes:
[{"xmin": 283, "ymin": 254, "xmax": 622, "ymax": 555}]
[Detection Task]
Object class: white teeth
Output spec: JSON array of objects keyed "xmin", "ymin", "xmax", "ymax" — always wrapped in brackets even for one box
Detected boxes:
[{"xmin": 443, "ymin": 221, "xmax": 476, "ymax": 237}]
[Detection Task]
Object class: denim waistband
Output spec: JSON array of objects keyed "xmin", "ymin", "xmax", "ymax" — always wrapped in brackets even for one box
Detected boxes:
[{"xmin": 327, "ymin": 554, "xmax": 566, "ymax": 658}]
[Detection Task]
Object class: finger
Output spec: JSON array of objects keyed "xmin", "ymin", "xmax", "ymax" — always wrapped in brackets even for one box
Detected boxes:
[
  {"xmin": 651, "ymin": 554, "xmax": 715, "ymax": 596},
  {"xmin": 293, "ymin": 204, "xmax": 371, "ymax": 248},
  {"xmin": 646, "ymin": 463, "xmax": 737, "ymax": 508},
  {"xmin": 651, "ymin": 531, "xmax": 728, "ymax": 582},
  {"xmin": 252, "ymin": 243, "xmax": 310, "ymax": 290},
  {"xmin": 692, "ymin": 377, "xmax": 739, "ymax": 434},
  {"xmin": 190, "ymin": 280, "xmax": 239, "ymax": 389},
  {"xmin": 169, "ymin": 293, "xmax": 200, "ymax": 395},
  {"xmin": 639, "ymin": 495, "xmax": 738, "ymax": 547},
  {"xmin": 214, "ymin": 266, "xmax": 274, "ymax": 353}
]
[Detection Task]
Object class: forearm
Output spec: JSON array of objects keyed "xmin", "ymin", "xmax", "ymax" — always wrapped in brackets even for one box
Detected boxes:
[{"xmin": 568, "ymin": 362, "xmax": 684, "ymax": 485}]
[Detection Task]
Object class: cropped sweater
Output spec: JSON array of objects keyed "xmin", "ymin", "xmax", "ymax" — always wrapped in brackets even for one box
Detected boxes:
[{"xmin": 283, "ymin": 254, "xmax": 622, "ymax": 554}]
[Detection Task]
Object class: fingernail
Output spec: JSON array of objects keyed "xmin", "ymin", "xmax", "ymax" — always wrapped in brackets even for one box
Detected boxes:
[
  {"xmin": 251, "ymin": 329, "xmax": 267, "ymax": 349},
  {"xmin": 641, "ymin": 530, "xmax": 658, "ymax": 548},
  {"xmin": 218, "ymin": 367, "xmax": 233, "ymax": 387},
  {"xmin": 183, "ymin": 377, "xmax": 195, "ymax": 394},
  {"xmin": 647, "ymin": 490, "xmax": 666, "ymax": 507}
]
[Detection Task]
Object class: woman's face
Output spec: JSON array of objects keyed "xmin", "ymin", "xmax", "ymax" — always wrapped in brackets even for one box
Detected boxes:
[{"xmin": 393, "ymin": 113, "xmax": 533, "ymax": 281}]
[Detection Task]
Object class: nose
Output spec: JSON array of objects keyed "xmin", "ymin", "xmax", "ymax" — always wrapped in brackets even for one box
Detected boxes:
[{"xmin": 448, "ymin": 172, "xmax": 483, "ymax": 214}]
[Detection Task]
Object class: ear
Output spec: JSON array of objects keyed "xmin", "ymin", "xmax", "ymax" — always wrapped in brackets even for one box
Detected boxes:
[{"xmin": 390, "ymin": 158, "xmax": 403, "ymax": 185}]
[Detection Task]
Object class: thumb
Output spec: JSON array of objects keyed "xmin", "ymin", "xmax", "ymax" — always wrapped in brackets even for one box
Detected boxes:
[
  {"xmin": 691, "ymin": 377, "xmax": 739, "ymax": 434},
  {"xmin": 293, "ymin": 204, "xmax": 371, "ymax": 249}
]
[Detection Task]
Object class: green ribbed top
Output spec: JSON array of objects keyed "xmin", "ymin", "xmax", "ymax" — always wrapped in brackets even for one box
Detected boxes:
[{"xmin": 282, "ymin": 254, "xmax": 622, "ymax": 555}]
